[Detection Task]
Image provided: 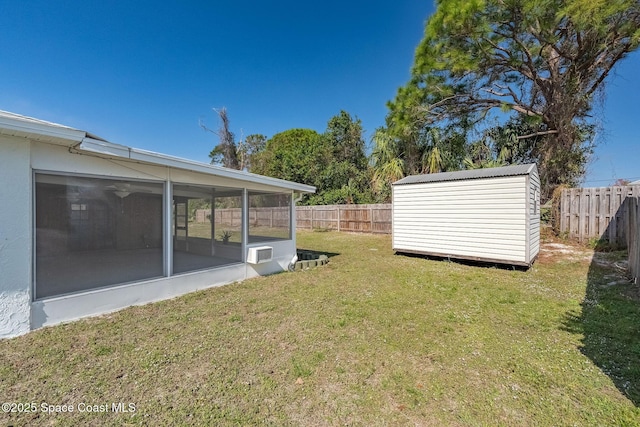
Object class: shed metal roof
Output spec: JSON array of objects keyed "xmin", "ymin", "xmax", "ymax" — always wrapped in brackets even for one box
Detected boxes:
[
  {"xmin": 0, "ymin": 110, "xmax": 316, "ymax": 193},
  {"xmin": 393, "ymin": 164, "xmax": 537, "ymax": 186}
]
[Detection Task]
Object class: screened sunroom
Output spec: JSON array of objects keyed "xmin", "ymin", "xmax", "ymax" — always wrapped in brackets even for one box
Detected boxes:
[{"xmin": 0, "ymin": 110, "xmax": 314, "ymax": 338}]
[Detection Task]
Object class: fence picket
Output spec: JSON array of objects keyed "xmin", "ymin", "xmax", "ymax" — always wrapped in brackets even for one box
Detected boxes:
[{"xmin": 295, "ymin": 204, "xmax": 392, "ymax": 234}]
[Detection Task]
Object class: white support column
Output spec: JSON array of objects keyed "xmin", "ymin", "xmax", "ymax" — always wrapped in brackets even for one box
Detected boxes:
[
  {"xmin": 211, "ymin": 192, "xmax": 216, "ymax": 256},
  {"xmin": 242, "ymin": 188, "xmax": 249, "ymax": 262},
  {"xmin": 0, "ymin": 138, "xmax": 32, "ymax": 338},
  {"xmin": 163, "ymin": 178, "xmax": 173, "ymax": 277},
  {"xmin": 290, "ymin": 192, "xmax": 296, "ymax": 238}
]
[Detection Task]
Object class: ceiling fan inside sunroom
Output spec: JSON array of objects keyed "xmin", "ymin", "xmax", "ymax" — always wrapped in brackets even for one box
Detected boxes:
[{"xmin": 104, "ymin": 182, "xmax": 152, "ymax": 199}]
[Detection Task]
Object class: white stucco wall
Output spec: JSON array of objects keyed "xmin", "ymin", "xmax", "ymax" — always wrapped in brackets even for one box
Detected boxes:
[{"xmin": 0, "ymin": 136, "xmax": 32, "ymax": 338}]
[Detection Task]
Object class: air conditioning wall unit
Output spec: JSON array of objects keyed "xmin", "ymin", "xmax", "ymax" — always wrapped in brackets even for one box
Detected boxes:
[{"xmin": 247, "ymin": 246, "xmax": 273, "ymax": 264}]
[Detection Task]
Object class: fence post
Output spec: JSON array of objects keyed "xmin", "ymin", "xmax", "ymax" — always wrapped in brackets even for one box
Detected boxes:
[
  {"xmin": 629, "ymin": 197, "xmax": 639, "ymax": 284},
  {"xmin": 337, "ymin": 205, "xmax": 341, "ymax": 232},
  {"xmin": 636, "ymin": 197, "xmax": 640, "ymax": 285},
  {"xmin": 628, "ymin": 197, "xmax": 634, "ymax": 250},
  {"xmin": 370, "ymin": 205, "xmax": 374, "ymax": 232}
]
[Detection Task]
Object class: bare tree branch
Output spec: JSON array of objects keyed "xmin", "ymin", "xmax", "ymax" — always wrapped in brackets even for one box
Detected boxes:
[{"xmin": 517, "ymin": 129, "xmax": 558, "ymax": 140}]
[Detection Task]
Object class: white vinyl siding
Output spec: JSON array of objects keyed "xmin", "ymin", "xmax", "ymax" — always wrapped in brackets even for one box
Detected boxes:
[
  {"xmin": 528, "ymin": 169, "xmax": 541, "ymax": 260},
  {"xmin": 393, "ymin": 175, "xmax": 528, "ymax": 264}
]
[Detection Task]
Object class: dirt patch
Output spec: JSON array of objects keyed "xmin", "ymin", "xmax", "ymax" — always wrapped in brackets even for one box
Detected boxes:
[
  {"xmin": 537, "ymin": 241, "xmax": 593, "ymax": 264},
  {"xmin": 539, "ymin": 241, "xmax": 630, "ymax": 279}
]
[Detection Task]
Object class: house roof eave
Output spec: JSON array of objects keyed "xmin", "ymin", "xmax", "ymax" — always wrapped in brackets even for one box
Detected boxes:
[
  {"xmin": 0, "ymin": 110, "xmax": 316, "ymax": 194},
  {"xmin": 76, "ymin": 138, "xmax": 316, "ymax": 193}
]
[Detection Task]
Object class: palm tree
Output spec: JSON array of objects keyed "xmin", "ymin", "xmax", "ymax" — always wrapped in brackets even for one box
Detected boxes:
[
  {"xmin": 421, "ymin": 128, "xmax": 446, "ymax": 174},
  {"xmin": 463, "ymin": 139, "xmax": 507, "ymax": 169},
  {"xmin": 371, "ymin": 128, "xmax": 406, "ymax": 200},
  {"xmin": 371, "ymin": 131, "xmax": 405, "ymax": 183}
]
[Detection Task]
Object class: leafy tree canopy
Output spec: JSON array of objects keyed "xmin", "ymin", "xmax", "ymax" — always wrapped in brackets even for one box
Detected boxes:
[
  {"xmin": 252, "ymin": 111, "xmax": 375, "ymax": 205},
  {"xmin": 384, "ymin": 0, "xmax": 640, "ymax": 199},
  {"xmin": 325, "ymin": 110, "xmax": 368, "ymax": 171},
  {"xmin": 251, "ymin": 128, "xmax": 326, "ymax": 188},
  {"xmin": 238, "ymin": 133, "xmax": 267, "ymax": 172}
]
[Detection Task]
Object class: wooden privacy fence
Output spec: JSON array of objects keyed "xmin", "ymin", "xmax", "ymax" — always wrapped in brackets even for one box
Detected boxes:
[
  {"xmin": 195, "ymin": 207, "xmax": 290, "ymax": 228},
  {"xmin": 296, "ymin": 204, "xmax": 392, "ymax": 234},
  {"xmin": 196, "ymin": 205, "xmax": 394, "ymax": 233},
  {"xmin": 559, "ymin": 186, "xmax": 640, "ymax": 247},
  {"xmin": 628, "ymin": 197, "xmax": 640, "ymax": 284}
]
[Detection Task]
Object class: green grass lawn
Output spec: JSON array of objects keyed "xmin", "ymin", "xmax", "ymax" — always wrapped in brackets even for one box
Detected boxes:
[{"xmin": 1, "ymin": 231, "xmax": 639, "ymax": 426}]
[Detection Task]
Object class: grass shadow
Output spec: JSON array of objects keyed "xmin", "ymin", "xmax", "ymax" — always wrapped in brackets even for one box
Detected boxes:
[
  {"xmin": 296, "ymin": 248, "xmax": 340, "ymax": 259},
  {"xmin": 561, "ymin": 249, "xmax": 640, "ymax": 406},
  {"xmin": 394, "ymin": 251, "xmax": 530, "ymax": 272}
]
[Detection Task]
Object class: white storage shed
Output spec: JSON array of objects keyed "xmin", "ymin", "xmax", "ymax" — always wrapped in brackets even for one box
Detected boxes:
[{"xmin": 392, "ymin": 164, "xmax": 540, "ymax": 267}]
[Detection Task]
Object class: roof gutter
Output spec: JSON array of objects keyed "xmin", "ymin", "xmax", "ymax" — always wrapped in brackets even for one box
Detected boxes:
[
  {"xmin": 73, "ymin": 137, "xmax": 316, "ymax": 194},
  {"xmin": 0, "ymin": 116, "xmax": 86, "ymax": 143}
]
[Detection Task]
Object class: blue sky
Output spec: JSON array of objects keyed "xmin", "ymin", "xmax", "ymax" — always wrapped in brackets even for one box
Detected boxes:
[{"xmin": 1, "ymin": 1, "xmax": 638, "ymax": 185}]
